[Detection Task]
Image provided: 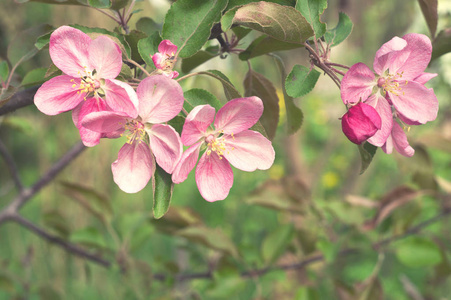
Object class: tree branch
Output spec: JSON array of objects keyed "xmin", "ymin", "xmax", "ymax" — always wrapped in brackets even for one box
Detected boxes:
[{"xmin": 0, "ymin": 86, "xmax": 40, "ymax": 116}]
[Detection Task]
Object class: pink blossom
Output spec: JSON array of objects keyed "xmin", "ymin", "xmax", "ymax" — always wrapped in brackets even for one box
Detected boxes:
[
  {"xmin": 82, "ymin": 75, "xmax": 184, "ymax": 193},
  {"xmin": 341, "ymin": 102, "xmax": 382, "ymax": 144},
  {"xmin": 34, "ymin": 26, "xmax": 138, "ymax": 146},
  {"xmin": 151, "ymin": 40, "xmax": 179, "ymax": 79},
  {"xmin": 172, "ymin": 97, "xmax": 275, "ymax": 202},
  {"xmin": 340, "ymin": 33, "xmax": 438, "ymax": 154}
]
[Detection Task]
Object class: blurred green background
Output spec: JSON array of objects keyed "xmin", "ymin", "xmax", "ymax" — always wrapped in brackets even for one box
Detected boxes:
[{"xmin": 1, "ymin": 0, "xmax": 451, "ymax": 299}]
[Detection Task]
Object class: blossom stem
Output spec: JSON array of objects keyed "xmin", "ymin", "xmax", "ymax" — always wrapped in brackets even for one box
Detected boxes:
[
  {"xmin": 126, "ymin": 59, "xmax": 151, "ymax": 77},
  {"xmin": 176, "ymin": 72, "xmax": 201, "ymax": 82},
  {"xmin": 329, "ymin": 66, "xmax": 346, "ymax": 76},
  {"xmin": 304, "ymin": 42, "xmax": 341, "ymax": 88},
  {"xmin": 92, "ymin": 8, "xmax": 121, "ymax": 23},
  {"xmin": 325, "ymin": 62, "xmax": 350, "ymax": 69}
]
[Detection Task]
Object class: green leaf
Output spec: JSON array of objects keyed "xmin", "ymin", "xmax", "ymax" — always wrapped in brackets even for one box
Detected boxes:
[
  {"xmin": 168, "ymin": 116, "xmax": 185, "ymax": 135},
  {"xmin": 395, "ymin": 237, "xmax": 442, "ymax": 268},
  {"xmin": 0, "ymin": 61, "xmax": 9, "ymax": 82},
  {"xmin": 35, "ymin": 30, "xmax": 53, "ymax": 50},
  {"xmin": 239, "ymin": 35, "xmax": 303, "ymax": 60},
  {"xmin": 358, "ymin": 142, "xmax": 377, "ymax": 175},
  {"xmin": 273, "ymin": 55, "xmax": 304, "ymax": 134},
  {"xmin": 21, "ymin": 68, "xmax": 49, "ymax": 87},
  {"xmin": 88, "ymin": 0, "xmax": 111, "ymax": 8},
  {"xmin": 177, "ymin": 226, "xmax": 239, "ymax": 258},
  {"xmin": 152, "ymin": 165, "xmax": 174, "ymax": 219},
  {"xmin": 295, "ymin": 0, "xmax": 328, "ymax": 38},
  {"xmin": 184, "ymin": 88, "xmax": 222, "ymax": 112},
  {"xmin": 199, "ymin": 70, "xmax": 242, "ymax": 100},
  {"xmin": 38, "ymin": 285, "xmax": 62, "ymax": 300},
  {"xmin": 285, "ymin": 64, "xmax": 320, "ymax": 98},
  {"xmin": 181, "ymin": 47, "xmax": 219, "ymax": 73},
  {"xmin": 162, "ymin": 0, "xmax": 228, "ymax": 58},
  {"xmin": 136, "ymin": 17, "xmax": 161, "ymax": 36},
  {"xmin": 118, "ymin": 63, "xmax": 133, "ymax": 80},
  {"xmin": 262, "ymin": 224, "xmax": 294, "ymax": 264},
  {"xmin": 70, "ymin": 227, "xmax": 108, "ymax": 249},
  {"xmin": 295, "ymin": 287, "xmax": 320, "ymax": 300},
  {"xmin": 42, "ymin": 210, "xmax": 71, "ymax": 238},
  {"xmin": 418, "ymin": 0, "xmax": 438, "ymax": 38},
  {"xmin": 16, "ymin": 0, "xmax": 85, "ymax": 4},
  {"xmin": 244, "ymin": 69, "xmax": 279, "ymax": 140},
  {"xmin": 316, "ymin": 238, "xmax": 339, "ymax": 263},
  {"xmin": 151, "ymin": 206, "xmax": 203, "ymax": 235},
  {"xmin": 222, "ymin": 2, "xmax": 313, "ymax": 44},
  {"xmin": 110, "ymin": 0, "xmax": 130, "ymax": 10},
  {"xmin": 226, "ymin": 0, "xmax": 296, "ymax": 11},
  {"xmin": 137, "ymin": 32, "xmax": 162, "ymax": 67},
  {"xmin": 431, "ymin": 28, "xmax": 451, "ymax": 62},
  {"xmin": 71, "ymin": 25, "xmax": 131, "ymax": 58},
  {"xmin": 324, "ymin": 12, "xmax": 353, "ymax": 47},
  {"xmin": 7, "ymin": 24, "xmax": 53, "ymax": 66},
  {"xmin": 125, "ymin": 30, "xmax": 147, "ymax": 63}
]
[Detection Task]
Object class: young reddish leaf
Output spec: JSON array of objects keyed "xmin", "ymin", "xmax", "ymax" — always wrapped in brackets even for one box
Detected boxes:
[
  {"xmin": 244, "ymin": 69, "xmax": 279, "ymax": 140},
  {"xmin": 226, "ymin": 0, "xmax": 296, "ymax": 12},
  {"xmin": 295, "ymin": 0, "xmax": 328, "ymax": 38},
  {"xmin": 162, "ymin": 0, "xmax": 228, "ymax": 58},
  {"xmin": 152, "ymin": 165, "xmax": 174, "ymax": 219},
  {"xmin": 285, "ymin": 64, "xmax": 320, "ymax": 98},
  {"xmin": 222, "ymin": 2, "xmax": 314, "ymax": 44},
  {"xmin": 418, "ymin": 0, "xmax": 438, "ymax": 38}
]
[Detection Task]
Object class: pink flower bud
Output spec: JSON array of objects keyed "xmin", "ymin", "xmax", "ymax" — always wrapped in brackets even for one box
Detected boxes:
[{"xmin": 342, "ymin": 102, "xmax": 382, "ymax": 144}]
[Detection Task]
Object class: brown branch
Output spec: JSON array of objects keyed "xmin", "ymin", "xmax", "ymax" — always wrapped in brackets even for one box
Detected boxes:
[{"xmin": 0, "ymin": 86, "xmax": 40, "ymax": 116}]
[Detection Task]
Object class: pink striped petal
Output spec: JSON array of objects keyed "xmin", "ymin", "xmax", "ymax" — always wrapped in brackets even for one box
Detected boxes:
[
  {"xmin": 137, "ymin": 75, "xmax": 184, "ymax": 123},
  {"xmin": 382, "ymin": 122, "xmax": 414, "ymax": 157},
  {"xmin": 49, "ymin": 26, "xmax": 93, "ymax": 77},
  {"xmin": 181, "ymin": 105, "xmax": 215, "ymax": 146},
  {"xmin": 103, "ymin": 79, "xmax": 139, "ymax": 118},
  {"xmin": 366, "ymin": 93, "xmax": 393, "ymax": 147},
  {"xmin": 158, "ymin": 40, "xmax": 177, "ymax": 56},
  {"xmin": 389, "ymin": 80, "xmax": 438, "ymax": 124},
  {"xmin": 195, "ymin": 152, "xmax": 233, "ymax": 202},
  {"xmin": 112, "ymin": 142, "xmax": 154, "ymax": 193},
  {"xmin": 413, "ymin": 72, "xmax": 437, "ymax": 85},
  {"xmin": 151, "ymin": 53, "xmax": 165, "ymax": 69},
  {"xmin": 82, "ymin": 110, "xmax": 128, "ymax": 133},
  {"xmin": 223, "ymin": 130, "xmax": 275, "ymax": 172},
  {"xmin": 340, "ymin": 63, "xmax": 376, "ymax": 104},
  {"xmin": 147, "ymin": 124, "xmax": 183, "ymax": 174},
  {"xmin": 214, "ymin": 97, "xmax": 263, "ymax": 134},
  {"xmin": 73, "ymin": 98, "xmax": 108, "ymax": 147},
  {"xmin": 172, "ymin": 142, "xmax": 202, "ymax": 184},
  {"xmin": 34, "ymin": 75, "xmax": 85, "ymax": 115},
  {"xmin": 88, "ymin": 36, "xmax": 122, "ymax": 79},
  {"xmin": 373, "ymin": 36, "xmax": 407, "ymax": 75}
]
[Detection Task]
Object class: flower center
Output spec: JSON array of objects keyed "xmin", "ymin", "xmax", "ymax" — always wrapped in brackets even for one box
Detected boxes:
[
  {"xmin": 378, "ymin": 71, "xmax": 407, "ymax": 97},
  {"xmin": 205, "ymin": 134, "xmax": 227, "ymax": 159},
  {"xmin": 71, "ymin": 67, "xmax": 101, "ymax": 100},
  {"xmin": 122, "ymin": 119, "xmax": 146, "ymax": 144}
]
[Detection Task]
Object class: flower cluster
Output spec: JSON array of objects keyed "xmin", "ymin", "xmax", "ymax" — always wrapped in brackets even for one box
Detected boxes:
[
  {"xmin": 34, "ymin": 26, "xmax": 275, "ymax": 202},
  {"xmin": 340, "ymin": 33, "xmax": 438, "ymax": 156}
]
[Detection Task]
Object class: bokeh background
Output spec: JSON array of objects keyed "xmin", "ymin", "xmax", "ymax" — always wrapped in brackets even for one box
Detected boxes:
[{"xmin": 1, "ymin": 0, "xmax": 451, "ymax": 299}]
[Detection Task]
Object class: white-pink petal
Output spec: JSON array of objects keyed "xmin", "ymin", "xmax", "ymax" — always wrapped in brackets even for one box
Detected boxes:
[
  {"xmin": 340, "ymin": 63, "xmax": 376, "ymax": 104},
  {"xmin": 34, "ymin": 75, "xmax": 85, "ymax": 115},
  {"xmin": 382, "ymin": 122, "xmax": 414, "ymax": 157},
  {"xmin": 49, "ymin": 26, "xmax": 93, "ymax": 77},
  {"xmin": 112, "ymin": 142, "xmax": 154, "ymax": 193},
  {"xmin": 181, "ymin": 105, "xmax": 216, "ymax": 146},
  {"xmin": 373, "ymin": 36, "xmax": 407, "ymax": 75},
  {"xmin": 137, "ymin": 75, "xmax": 184, "ymax": 124},
  {"xmin": 73, "ymin": 98, "xmax": 107, "ymax": 147},
  {"xmin": 366, "ymin": 93, "xmax": 393, "ymax": 147},
  {"xmin": 158, "ymin": 40, "xmax": 177, "ymax": 56},
  {"xmin": 172, "ymin": 142, "xmax": 202, "ymax": 184},
  {"xmin": 214, "ymin": 97, "xmax": 263, "ymax": 134},
  {"xmin": 82, "ymin": 110, "xmax": 128, "ymax": 133},
  {"xmin": 103, "ymin": 79, "xmax": 139, "ymax": 118},
  {"xmin": 195, "ymin": 152, "xmax": 233, "ymax": 202},
  {"xmin": 147, "ymin": 124, "xmax": 183, "ymax": 174},
  {"xmin": 413, "ymin": 72, "xmax": 437, "ymax": 85},
  {"xmin": 88, "ymin": 36, "xmax": 122, "ymax": 79},
  {"xmin": 389, "ymin": 80, "xmax": 438, "ymax": 124},
  {"xmin": 223, "ymin": 130, "xmax": 275, "ymax": 172}
]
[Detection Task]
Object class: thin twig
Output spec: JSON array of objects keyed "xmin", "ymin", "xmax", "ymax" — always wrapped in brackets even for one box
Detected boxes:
[
  {"xmin": 0, "ymin": 139, "xmax": 24, "ymax": 191},
  {"xmin": 126, "ymin": 59, "xmax": 151, "ymax": 77},
  {"xmin": 325, "ymin": 62, "xmax": 350, "ymax": 70},
  {"xmin": 92, "ymin": 7, "xmax": 121, "ymax": 23}
]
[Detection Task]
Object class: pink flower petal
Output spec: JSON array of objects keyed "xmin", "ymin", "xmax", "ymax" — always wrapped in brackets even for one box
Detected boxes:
[
  {"xmin": 214, "ymin": 97, "xmax": 263, "ymax": 134},
  {"xmin": 413, "ymin": 72, "xmax": 437, "ymax": 85},
  {"xmin": 73, "ymin": 97, "xmax": 108, "ymax": 147},
  {"xmin": 82, "ymin": 110, "xmax": 128, "ymax": 133},
  {"xmin": 151, "ymin": 52, "xmax": 165, "ymax": 69},
  {"xmin": 341, "ymin": 102, "xmax": 382, "ymax": 145},
  {"xmin": 103, "ymin": 79, "xmax": 139, "ymax": 118},
  {"xmin": 158, "ymin": 40, "xmax": 178, "ymax": 56},
  {"xmin": 340, "ymin": 63, "xmax": 376, "ymax": 104},
  {"xmin": 373, "ymin": 36, "xmax": 407, "ymax": 75},
  {"xmin": 366, "ymin": 93, "xmax": 394, "ymax": 147},
  {"xmin": 172, "ymin": 142, "xmax": 202, "ymax": 184},
  {"xmin": 382, "ymin": 134, "xmax": 393, "ymax": 155},
  {"xmin": 195, "ymin": 152, "xmax": 233, "ymax": 202},
  {"xmin": 181, "ymin": 105, "xmax": 215, "ymax": 146},
  {"xmin": 49, "ymin": 26, "xmax": 93, "ymax": 77},
  {"xmin": 383, "ymin": 122, "xmax": 414, "ymax": 157},
  {"xmin": 34, "ymin": 75, "xmax": 85, "ymax": 115},
  {"xmin": 88, "ymin": 36, "xmax": 122, "ymax": 79},
  {"xmin": 389, "ymin": 80, "xmax": 438, "ymax": 124},
  {"xmin": 147, "ymin": 124, "xmax": 183, "ymax": 174},
  {"xmin": 137, "ymin": 75, "xmax": 184, "ymax": 123},
  {"xmin": 222, "ymin": 130, "xmax": 275, "ymax": 171},
  {"xmin": 112, "ymin": 141, "xmax": 155, "ymax": 193}
]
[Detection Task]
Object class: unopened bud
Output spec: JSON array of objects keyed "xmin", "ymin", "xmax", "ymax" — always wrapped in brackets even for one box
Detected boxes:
[{"xmin": 341, "ymin": 102, "xmax": 382, "ymax": 144}]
